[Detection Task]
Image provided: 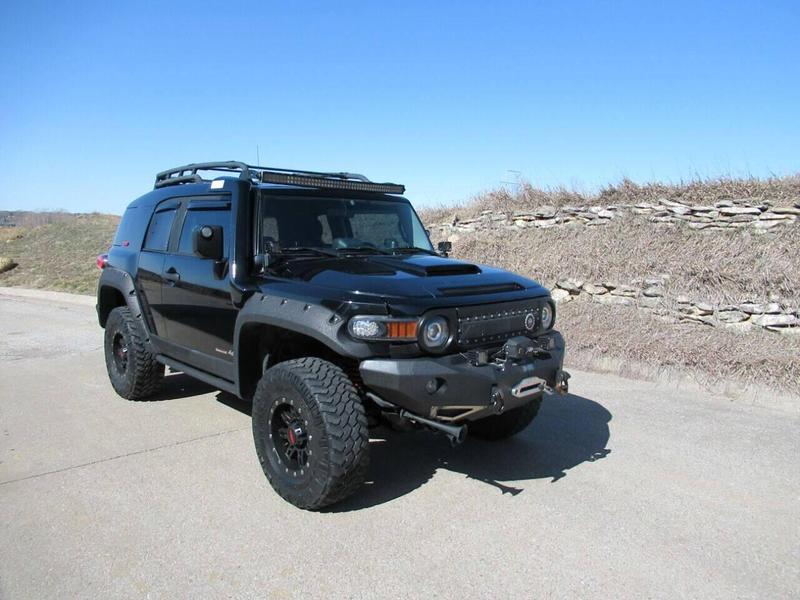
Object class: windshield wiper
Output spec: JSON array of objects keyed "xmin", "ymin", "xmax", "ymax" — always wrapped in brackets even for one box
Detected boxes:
[
  {"xmin": 278, "ymin": 246, "xmax": 338, "ymax": 258},
  {"xmin": 335, "ymin": 246, "xmax": 392, "ymax": 256},
  {"xmin": 392, "ymin": 246, "xmax": 439, "ymax": 256},
  {"xmin": 258, "ymin": 246, "xmax": 338, "ymax": 274}
]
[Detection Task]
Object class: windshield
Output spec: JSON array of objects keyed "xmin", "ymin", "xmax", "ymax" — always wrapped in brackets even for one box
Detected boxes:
[{"xmin": 257, "ymin": 195, "xmax": 434, "ymax": 254}]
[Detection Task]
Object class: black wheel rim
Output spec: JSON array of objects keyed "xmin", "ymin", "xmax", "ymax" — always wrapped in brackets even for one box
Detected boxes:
[
  {"xmin": 112, "ymin": 332, "xmax": 128, "ymax": 373},
  {"xmin": 270, "ymin": 401, "xmax": 310, "ymax": 472}
]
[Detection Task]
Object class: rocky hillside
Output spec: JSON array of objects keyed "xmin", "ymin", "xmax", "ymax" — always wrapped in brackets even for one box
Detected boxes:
[{"xmin": 420, "ymin": 175, "xmax": 800, "ymax": 395}]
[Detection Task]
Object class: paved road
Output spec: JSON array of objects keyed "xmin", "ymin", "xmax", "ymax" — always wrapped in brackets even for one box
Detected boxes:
[{"xmin": 0, "ymin": 288, "xmax": 798, "ymax": 599}]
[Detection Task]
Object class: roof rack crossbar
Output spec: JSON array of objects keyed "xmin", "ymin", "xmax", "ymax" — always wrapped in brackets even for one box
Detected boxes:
[
  {"xmin": 153, "ymin": 161, "xmax": 405, "ymax": 194},
  {"xmin": 154, "ymin": 161, "xmax": 252, "ymax": 189}
]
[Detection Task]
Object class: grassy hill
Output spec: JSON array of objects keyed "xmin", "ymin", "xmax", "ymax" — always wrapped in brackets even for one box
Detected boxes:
[{"xmin": 0, "ymin": 213, "xmax": 119, "ymax": 294}]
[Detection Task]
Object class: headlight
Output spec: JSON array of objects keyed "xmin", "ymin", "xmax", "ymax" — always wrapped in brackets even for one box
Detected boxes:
[
  {"xmin": 347, "ymin": 316, "xmax": 418, "ymax": 341},
  {"xmin": 541, "ymin": 302, "xmax": 555, "ymax": 330},
  {"xmin": 421, "ymin": 315, "xmax": 450, "ymax": 349}
]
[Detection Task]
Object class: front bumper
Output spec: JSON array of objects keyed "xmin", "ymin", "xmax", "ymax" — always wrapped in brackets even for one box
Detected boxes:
[{"xmin": 359, "ymin": 331, "xmax": 566, "ymax": 422}]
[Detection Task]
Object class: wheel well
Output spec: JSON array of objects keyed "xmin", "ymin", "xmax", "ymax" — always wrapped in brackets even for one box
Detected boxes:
[
  {"xmin": 97, "ymin": 286, "xmax": 126, "ymax": 327},
  {"xmin": 237, "ymin": 323, "xmax": 353, "ymax": 400}
]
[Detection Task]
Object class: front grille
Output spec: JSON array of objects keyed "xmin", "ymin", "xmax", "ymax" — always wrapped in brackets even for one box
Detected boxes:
[{"xmin": 456, "ymin": 298, "xmax": 546, "ymax": 347}]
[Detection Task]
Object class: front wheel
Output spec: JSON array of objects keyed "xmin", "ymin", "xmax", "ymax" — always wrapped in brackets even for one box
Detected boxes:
[
  {"xmin": 469, "ymin": 395, "xmax": 543, "ymax": 441},
  {"xmin": 252, "ymin": 357, "xmax": 370, "ymax": 510}
]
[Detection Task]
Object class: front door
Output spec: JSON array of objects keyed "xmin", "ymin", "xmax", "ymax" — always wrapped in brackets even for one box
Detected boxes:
[
  {"xmin": 159, "ymin": 197, "xmax": 237, "ymax": 380},
  {"xmin": 135, "ymin": 199, "xmax": 180, "ymax": 337}
]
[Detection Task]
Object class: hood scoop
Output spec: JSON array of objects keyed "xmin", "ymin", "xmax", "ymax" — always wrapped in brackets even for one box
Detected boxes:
[
  {"xmin": 379, "ymin": 256, "xmax": 482, "ymax": 277},
  {"xmin": 421, "ymin": 262, "xmax": 481, "ymax": 276}
]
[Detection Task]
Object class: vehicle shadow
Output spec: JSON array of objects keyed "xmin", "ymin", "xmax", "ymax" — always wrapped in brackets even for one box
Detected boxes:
[
  {"xmin": 168, "ymin": 375, "xmax": 611, "ymax": 512},
  {"xmin": 327, "ymin": 392, "xmax": 612, "ymax": 512},
  {"xmin": 142, "ymin": 372, "xmax": 217, "ymax": 402}
]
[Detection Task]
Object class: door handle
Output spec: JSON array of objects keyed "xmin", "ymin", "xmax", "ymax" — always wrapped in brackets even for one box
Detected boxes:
[{"xmin": 164, "ymin": 267, "xmax": 181, "ymax": 284}]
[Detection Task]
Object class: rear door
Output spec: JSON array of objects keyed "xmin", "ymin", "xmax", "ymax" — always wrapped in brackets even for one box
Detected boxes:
[
  {"xmin": 159, "ymin": 197, "xmax": 236, "ymax": 380},
  {"xmin": 136, "ymin": 199, "xmax": 180, "ymax": 337}
]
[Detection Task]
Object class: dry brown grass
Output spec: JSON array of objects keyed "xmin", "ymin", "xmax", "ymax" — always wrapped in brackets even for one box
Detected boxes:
[
  {"xmin": 442, "ymin": 219, "xmax": 800, "ymax": 307},
  {"xmin": 0, "ymin": 213, "xmax": 119, "ymax": 294},
  {"xmin": 597, "ymin": 174, "xmax": 800, "ymax": 206},
  {"xmin": 0, "ymin": 210, "xmax": 75, "ymax": 228},
  {"xmin": 559, "ymin": 301, "xmax": 800, "ymax": 396},
  {"xmin": 420, "ymin": 174, "xmax": 800, "ymax": 224}
]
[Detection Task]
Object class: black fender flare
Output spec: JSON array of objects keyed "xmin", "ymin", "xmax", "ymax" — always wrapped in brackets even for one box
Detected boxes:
[
  {"xmin": 233, "ymin": 292, "xmax": 374, "ymax": 368},
  {"xmin": 96, "ymin": 267, "xmax": 148, "ymax": 332}
]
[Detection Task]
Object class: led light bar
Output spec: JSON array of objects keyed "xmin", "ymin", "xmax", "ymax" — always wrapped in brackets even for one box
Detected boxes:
[{"xmin": 260, "ymin": 171, "xmax": 405, "ymax": 194}]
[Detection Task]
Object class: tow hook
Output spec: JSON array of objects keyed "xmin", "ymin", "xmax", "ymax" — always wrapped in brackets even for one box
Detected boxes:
[
  {"xmin": 491, "ymin": 389, "xmax": 505, "ymax": 414},
  {"xmin": 554, "ymin": 370, "xmax": 571, "ymax": 395}
]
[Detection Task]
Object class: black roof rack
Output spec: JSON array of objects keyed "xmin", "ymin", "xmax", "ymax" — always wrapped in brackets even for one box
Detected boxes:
[{"xmin": 154, "ymin": 161, "xmax": 405, "ymax": 194}]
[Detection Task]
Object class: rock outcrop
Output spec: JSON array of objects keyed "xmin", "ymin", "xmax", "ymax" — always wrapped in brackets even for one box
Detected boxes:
[
  {"xmin": 432, "ymin": 197, "xmax": 800, "ymax": 235},
  {"xmin": 551, "ymin": 277, "xmax": 799, "ymax": 335}
]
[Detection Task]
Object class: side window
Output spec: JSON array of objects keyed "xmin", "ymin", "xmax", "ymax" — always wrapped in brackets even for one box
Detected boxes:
[
  {"xmin": 143, "ymin": 208, "xmax": 177, "ymax": 252},
  {"xmin": 178, "ymin": 208, "xmax": 230, "ymax": 256}
]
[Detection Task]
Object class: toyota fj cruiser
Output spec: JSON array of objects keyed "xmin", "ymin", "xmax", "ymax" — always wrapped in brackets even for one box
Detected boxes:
[{"xmin": 97, "ymin": 162, "xmax": 569, "ymax": 509}]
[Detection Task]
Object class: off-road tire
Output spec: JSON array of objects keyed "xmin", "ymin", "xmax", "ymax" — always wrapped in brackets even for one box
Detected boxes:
[
  {"xmin": 252, "ymin": 357, "xmax": 370, "ymax": 510},
  {"xmin": 469, "ymin": 395, "xmax": 543, "ymax": 441},
  {"xmin": 104, "ymin": 306, "xmax": 164, "ymax": 400}
]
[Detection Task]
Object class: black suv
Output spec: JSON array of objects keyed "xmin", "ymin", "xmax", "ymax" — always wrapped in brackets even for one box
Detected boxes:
[{"xmin": 97, "ymin": 162, "xmax": 569, "ymax": 509}]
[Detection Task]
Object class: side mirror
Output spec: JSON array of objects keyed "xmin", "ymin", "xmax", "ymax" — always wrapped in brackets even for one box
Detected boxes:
[
  {"xmin": 437, "ymin": 241, "xmax": 452, "ymax": 257},
  {"xmin": 193, "ymin": 225, "xmax": 224, "ymax": 260}
]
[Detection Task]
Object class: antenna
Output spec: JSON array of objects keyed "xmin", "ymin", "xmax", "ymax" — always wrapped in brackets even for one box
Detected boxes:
[{"xmin": 256, "ymin": 145, "xmax": 260, "ymax": 165}]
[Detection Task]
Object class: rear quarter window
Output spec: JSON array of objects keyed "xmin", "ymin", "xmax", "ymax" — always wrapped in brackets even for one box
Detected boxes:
[{"xmin": 113, "ymin": 207, "xmax": 145, "ymax": 248}]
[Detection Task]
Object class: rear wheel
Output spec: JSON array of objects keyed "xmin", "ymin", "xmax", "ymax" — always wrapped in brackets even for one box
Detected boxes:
[
  {"xmin": 252, "ymin": 357, "xmax": 369, "ymax": 510},
  {"xmin": 103, "ymin": 306, "xmax": 164, "ymax": 400},
  {"xmin": 469, "ymin": 395, "xmax": 543, "ymax": 441}
]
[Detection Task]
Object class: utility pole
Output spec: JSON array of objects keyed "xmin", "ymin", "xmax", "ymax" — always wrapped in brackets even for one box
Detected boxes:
[{"xmin": 501, "ymin": 170, "xmax": 522, "ymax": 192}]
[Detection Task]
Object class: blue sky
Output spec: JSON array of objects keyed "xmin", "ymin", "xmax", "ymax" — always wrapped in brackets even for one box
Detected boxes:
[{"xmin": 1, "ymin": 0, "xmax": 798, "ymax": 214}]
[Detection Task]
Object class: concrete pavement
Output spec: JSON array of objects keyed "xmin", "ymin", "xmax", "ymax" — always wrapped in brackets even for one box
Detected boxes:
[{"xmin": 0, "ymin": 288, "xmax": 798, "ymax": 598}]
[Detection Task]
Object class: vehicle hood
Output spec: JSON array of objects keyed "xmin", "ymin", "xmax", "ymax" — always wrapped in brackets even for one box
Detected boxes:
[{"xmin": 272, "ymin": 253, "xmax": 549, "ymax": 303}]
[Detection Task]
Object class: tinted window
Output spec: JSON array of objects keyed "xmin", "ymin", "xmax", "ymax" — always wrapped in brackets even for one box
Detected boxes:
[
  {"xmin": 258, "ymin": 197, "xmax": 433, "ymax": 252},
  {"xmin": 178, "ymin": 208, "xmax": 230, "ymax": 256},
  {"xmin": 143, "ymin": 208, "xmax": 177, "ymax": 251},
  {"xmin": 113, "ymin": 207, "xmax": 142, "ymax": 247}
]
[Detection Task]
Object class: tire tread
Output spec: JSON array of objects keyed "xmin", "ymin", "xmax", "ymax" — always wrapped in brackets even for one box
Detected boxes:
[
  {"xmin": 253, "ymin": 357, "xmax": 369, "ymax": 509},
  {"xmin": 105, "ymin": 306, "xmax": 163, "ymax": 400}
]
